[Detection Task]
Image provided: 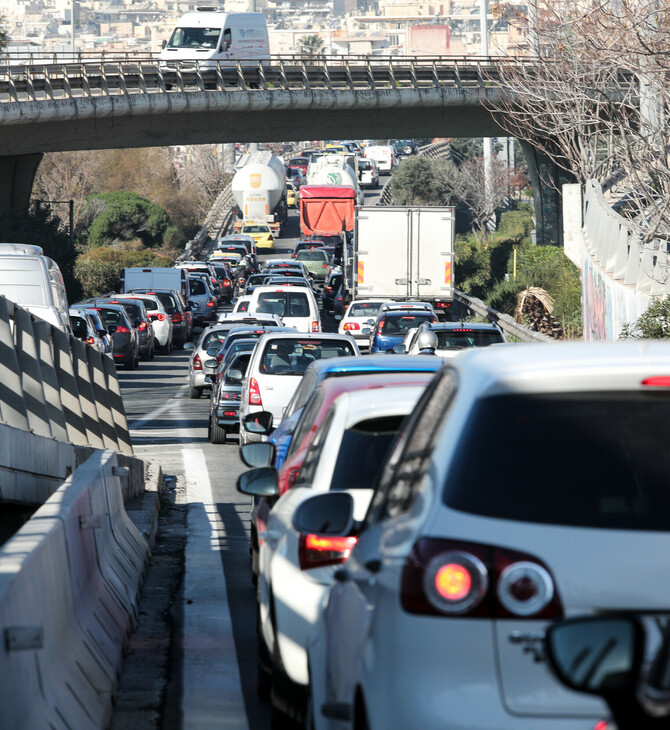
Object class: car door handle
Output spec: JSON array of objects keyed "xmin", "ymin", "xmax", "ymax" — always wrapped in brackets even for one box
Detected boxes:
[{"xmin": 259, "ymin": 530, "xmax": 281, "ymax": 546}]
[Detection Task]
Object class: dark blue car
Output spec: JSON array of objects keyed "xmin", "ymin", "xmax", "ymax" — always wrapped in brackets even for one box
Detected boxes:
[{"xmin": 369, "ymin": 309, "xmax": 438, "ymax": 353}]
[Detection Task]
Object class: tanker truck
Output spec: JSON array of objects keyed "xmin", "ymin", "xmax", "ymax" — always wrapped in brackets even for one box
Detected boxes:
[
  {"xmin": 306, "ymin": 154, "xmax": 364, "ymax": 205},
  {"xmin": 232, "ymin": 150, "xmax": 287, "ymax": 236}
]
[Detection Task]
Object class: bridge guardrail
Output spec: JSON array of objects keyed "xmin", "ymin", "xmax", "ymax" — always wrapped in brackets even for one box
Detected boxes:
[
  {"xmin": 0, "ymin": 55, "xmax": 519, "ymax": 103},
  {"xmin": 0, "ymin": 449, "xmax": 149, "ymax": 728}
]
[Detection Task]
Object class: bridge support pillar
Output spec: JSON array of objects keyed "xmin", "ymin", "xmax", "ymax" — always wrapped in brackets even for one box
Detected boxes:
[
  {"xmin": 519, "ymin": 141, "xmax": 573, "ymax": 246},
  {"xmin": 0, "ymin": 154, "xmax": 43, "ymax": 215}
]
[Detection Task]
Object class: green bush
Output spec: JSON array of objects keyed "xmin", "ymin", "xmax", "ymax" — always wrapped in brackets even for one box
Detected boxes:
[
  {"xmin": 620, "ymin": 298, "xmax": 670, "ymax": 339},
  {"xmin": 389, "ymin": 157, "xmax": 450, "ymax": 206},
  {"xmin": 83, "ymin": 191, "xmax": 170, "ymax": 248},
  {"xmin": 75, "ymin": 246, "xmax": 174, "ymax": 297},
  {"xmin": 485, "ymin": 276, "xmax": 532, "ymax": 316}
]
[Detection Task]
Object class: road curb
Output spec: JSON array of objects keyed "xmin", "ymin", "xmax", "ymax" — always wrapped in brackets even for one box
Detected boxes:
[{"xmin": 125, "ymin": 461, "xmax": 163, "ymax": 549}]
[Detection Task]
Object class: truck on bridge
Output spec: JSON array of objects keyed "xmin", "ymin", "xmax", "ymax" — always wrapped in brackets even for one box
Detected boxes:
[{"xmin": 347, "ymin": 206, "xmax": 456, "ymax": 316}]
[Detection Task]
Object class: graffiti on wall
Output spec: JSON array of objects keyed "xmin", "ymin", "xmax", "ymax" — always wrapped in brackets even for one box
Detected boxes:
[{"xmin": 582, "ymin": 255, "xmax": 652, "ymax": 341}]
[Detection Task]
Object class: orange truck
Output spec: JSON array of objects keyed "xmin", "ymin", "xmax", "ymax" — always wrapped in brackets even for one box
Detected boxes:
[{"xmin": 298, "ymin": 185, "xmax": 356, "ymax": 238}]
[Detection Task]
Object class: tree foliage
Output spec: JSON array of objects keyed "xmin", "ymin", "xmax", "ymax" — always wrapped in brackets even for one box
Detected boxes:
[
  {"xmin": 81, "ymin": 191, "xmax": 170, "ymax": 248},
  {"xmin": 298, "ymin": 34, "xmax": 325, "ymax": 57},
  {"xmin": 389, "ymin": 156, "xmax": 450, "ymax": 206},
  {"xmin": 0, "ymin": 14, "xmax": 9, "ymax": 54},
  {"xmin": 620, "ymin": 298, "xmax": 670, "ymax": 340},
  {"xmin": 0, "ymin": 201, "xmax": 80, "ymax": 301}
]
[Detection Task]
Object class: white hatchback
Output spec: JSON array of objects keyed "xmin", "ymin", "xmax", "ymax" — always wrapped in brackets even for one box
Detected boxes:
[
  {"xmin": 337, "ymin": 299, "xmax": 390, "ymax": 351},
  {"xmin": 247, "ymin": 285, "xmax": 321, "ymax": 334},
  {"xmin": 300, "ymin": 341, "xmax": 670, "ymax": 730},
  {"xmin": 238, "ymin": 332, "xmax": 359, "ymax": 444},
  {"xmin": 238, "ymin": 385, "xmax": 425, "ymax": 722},
  {"xmin": 122, "ymin": 293, "xmax": 174, "ymax": 354}
]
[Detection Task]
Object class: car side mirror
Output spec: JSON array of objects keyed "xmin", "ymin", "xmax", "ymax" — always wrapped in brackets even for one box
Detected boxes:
[
  {"xmin": 237, "ymin": 467, "xmax": 278, "ymax": 497},
  {"xmin": 161, "ymin": 39, "xmax": 167, "ymax": 49},
  {"xmin": 242, "ymin": 410, "xmax": 274, "ymax": 435},
  {"xmin": 292, "ymin": 492, "xmax": 355, "ymax": 536},
  {"xmin": 204, "ymin": 375, "xmax": 213, "ymax": 383},
  {"xmin": 207, "ymin": 347, "xmax": 220, "ymax": 356},
  {"xmin": 184, "ymin": 342, "xmax": 195, "ymax": 350},
  {"xmin": 134, "ymin": 319, "xmax": 142, "ymax": 328},
  {"xmin": 240, "ymin": 442, "xmax": 276, "ymax": 468},
  {"xmin": 393, "ymin": 344, "xmax": 406, "ymax": 355},
  {"xmin": 335, "ymin": 315, "xmax": 343, "ymax": 321},
  {"xmin": 361, "ymin": 327, "xmax": 371, "ymax": 336},
  {"xmin": 204, "ymin": 359, "xmax": 218, "ymax": 369},
  {"xmin": 545, "ymin": 617, "xmax": 642, "ymax": 696},
  {"xmin": 227, "ymin": 368, "xmax": 243, "ymax": 382},
  {"xmin": 107, "ymin": 325, "xmax": 117, "ymax": 334},
  {"xmin": 366, "ymin": 319, "xmax": 375, "ymax": 325},
  {"xmin": 221, "ymin": 39, "xmax": 231, "ymax": 51}
]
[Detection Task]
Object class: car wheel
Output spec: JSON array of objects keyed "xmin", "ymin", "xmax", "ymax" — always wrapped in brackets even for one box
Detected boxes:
[
  {"xmin": 209, "ymin": 415, "xmax": 228, "ymax": 444},
  {"xmin": 189, "ymin": 386, "xmax": 201, "ymax": 399}
]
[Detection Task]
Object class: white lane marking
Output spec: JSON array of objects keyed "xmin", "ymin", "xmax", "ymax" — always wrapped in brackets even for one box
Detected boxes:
[
  {"xmin": 127, "ymin": 383, "xmax": 188, "ymax": 430},
  {"xmin": 182, "ymin": 447, "xmax": 248, "ymax": 730}
]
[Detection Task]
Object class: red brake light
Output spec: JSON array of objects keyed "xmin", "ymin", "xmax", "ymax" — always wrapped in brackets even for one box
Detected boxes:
[
  {"xmin": 343, "ymin": 322, "xmax": 360, "ymax": 331},
  {"xmin": 223, "ymin": 280, "xmax": 232, "ymax": 287},
  {"xmin": 172, "ymin": 312, "xmax": 184, "ymax": 323},
  {"xmin": 115, "ymin": 326, "xmax": 130, "ymax": 333},
  {"xmin": 642, "ymin": 376, "xmax": 670, "ymax": 387},
  {"xmin": 206, "ymin": 300, "xmax": 216, "ymax": 308},
  {"xmin": 299, "ymin": 534, "xmax": 358, "ymax": 570},
  {"xmin": 401, "ymin": 538, "xmax": 562, "ymax": 619},
  {"xmin": 85, "ymin": 336, "xmax": 95, "ymax": 345},
  {"xmin": 138, "ymin": 321, "xmax": 148, "ymax": 331},
  {"xmin": 193, "ymin": 354, "xmax": 202, "ymax": 371},
  {"xmin": 249, "ymin": 377, "xmax": 262, "ymax": 406},
  {"xmin": 311, "ymin": 321, "xmax": 320, "ymax": 333}
]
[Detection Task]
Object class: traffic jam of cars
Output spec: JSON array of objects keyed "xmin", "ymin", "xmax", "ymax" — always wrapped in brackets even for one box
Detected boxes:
[{"xmin": 40, "ymin": 134, "xmax": 670, "ymax": 729}]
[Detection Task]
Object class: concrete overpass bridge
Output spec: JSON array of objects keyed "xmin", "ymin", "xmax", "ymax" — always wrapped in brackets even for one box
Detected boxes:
[{"xmin": 0, "ymin": 53, "xmax": 565, "ymax": 242}]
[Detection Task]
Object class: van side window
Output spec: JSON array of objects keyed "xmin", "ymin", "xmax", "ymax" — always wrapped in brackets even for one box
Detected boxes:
[{"xmin": 221, "ymin": 28, "xmax": 232, "ymax": 51}]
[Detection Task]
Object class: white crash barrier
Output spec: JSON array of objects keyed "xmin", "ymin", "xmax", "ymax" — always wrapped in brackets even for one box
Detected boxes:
[{"xmin": 0, "ymin": 450, "xmax": 150, "ymax": 729}]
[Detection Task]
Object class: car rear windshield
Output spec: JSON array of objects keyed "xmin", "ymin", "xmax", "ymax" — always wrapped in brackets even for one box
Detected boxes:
[
  {"xmin": 436, "ymin": 328, "xmax": 504, "ymax": 349},
  {"xmin": 151, "ymin": 293, "xmax": 177, "ymax": 314},
  {"xmin": 189, "ymin": 279, "xmax": 207, "ymax": 296},
  {"xmin": 383, "ymin": 314, "xmax": 434, "ymax": 334},
  {"xmin": 297, "ymin": 251, "xmax": 327, "ymax": 261},
  {"xmin": 95, "ymin": 307, "xmax": 126, "ymax": 326},
  {"xmin": 257, "ymin": 292, "xmax": 311, "ymax": 318},
  {"xmin": 329, "ymin": 415, "xmax": 406, "ymax": 491},
  {"xmin": 243, "ymin": 226, "xmax": 269, "ymax": 234},
  {"xmin": 202, "ymin": 329, "xmax": 230, "ymax": 350},
  {"xmin": 444, "ymin": 392, "xmax": 670, "ymax": 531},
  {"xmin": 350, "ymin": 302, "xmax": 383, "ymax": 317},
  {"xmin": 260, "ymin": 338, "xmax": 356, "ymax": 375}
]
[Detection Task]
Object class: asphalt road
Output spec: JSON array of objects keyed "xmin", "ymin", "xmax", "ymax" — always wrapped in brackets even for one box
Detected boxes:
[{"xmin": 111, "ymin": 188, "xmax": 383, "ymax": 730}]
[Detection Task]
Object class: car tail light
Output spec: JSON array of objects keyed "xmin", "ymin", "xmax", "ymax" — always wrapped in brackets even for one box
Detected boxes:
[
  {"xmin": 299, "ymin": 534, "xmax": 358, "ymax": 570},
  {"xmin": 311, "ymin": 321, "xmax": 320, "ymax": 332},
  {"xmin": 137, "ymin": 321, "xmax": 148, "ymax": 331},
  {"xmin": 193, "ymin": 354, "xmax": 202, "ymax": 371},
  {"xmin": 249, "ymin": 378, "xmax": 262, "ymax": 406},
  {"xmin": 223, "ymin": 411, "xmax": 237, "ymax": 417},
  {"xmin": 172, "ymin": 312, "xmax": 184, "ymax": 323},
  {"xmin": 220, "ymin": 392, "xmax": 240, "ymax": 401},
  {"xmin": 377, "ymin": 321, "xmax": 385, "ymax": 332},
  {"xmin": 115, "ymin": 326, "xmax": 130, "ymax": 333},
  {"xmin": 206, "ymin": 300, "xmax": 216, "ymax": 309},
  {"xmin": 343, "ymin": 322, "xmax": 360, "ymax": 331},
  {"xmin": 642, "ymin": 376, "xmax": 670, "ymax": 387},
  {"xmin": 401, "ymin": 538, "xmax": 563, "ymax": 619},
  {"xmin": 150, "ymin": 313, "xmax": 166, "ymax": 321},
  {"xmin": 322, "ymin": 262, "xmax": 329, "ymax": 268},
  {"xmin": 223, "ymin": 279, "xmax": 232, "ymax": 287},
  {"xmin": 85, "ymin": 336, "xmax": 95, "ymax": 345}
]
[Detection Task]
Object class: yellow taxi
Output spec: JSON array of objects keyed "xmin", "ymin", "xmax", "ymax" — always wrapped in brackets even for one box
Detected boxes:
[
  {"xmin": 286, "ymin": 181, "xmax": 298, "ymax": 208},
  {"xmin": 241, "ymin": 220, "xmax": 275, "ymax": 250}
]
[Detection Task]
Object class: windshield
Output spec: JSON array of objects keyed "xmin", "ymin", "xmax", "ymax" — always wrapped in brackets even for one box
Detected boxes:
[
  {"xmin": 257, "ymin": 292, "xmax": 310, "ymax": 318},
  {"xmin": 350, "ymin": 301, "xmax": 383, "ymax": 317},
  {"xmin": 382, "ymin": 314, "xmax": 434, "ymax": 335},
  {"xmin": 259, "ymin": 338, "xmax": 356, "ymax": 375},
  {"xmin": 167, "ymin": 26, "xmax": 221, "ymax": 49},
  {"xmin": 297, "ymin": 251, "xmax": 327, "ymax": 262},
  {"xmin": 435, "ymin": 329, "xmax": 505, "ymax": 349},
  {"xmin": 444, "ymin": 393, "xmax": 670, "ymax": 530}
]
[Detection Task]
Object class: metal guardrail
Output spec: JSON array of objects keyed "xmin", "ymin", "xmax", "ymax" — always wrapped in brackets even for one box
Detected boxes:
[
  {"xmin": 453, "ymin": 289, "xmax": 554, "ymax": 343},
  {"xmin": 180, "ymin": 184, "xmax": 235, "ymax": 261},
  {"xmin": 0, "ymin": 55, "xmax": 519, "ymax": 103}
]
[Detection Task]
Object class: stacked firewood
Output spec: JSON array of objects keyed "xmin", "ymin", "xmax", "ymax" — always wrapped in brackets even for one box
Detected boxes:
[{"xmin": 514, "ymin": 287, "xmax": 564, "ymax": 339}]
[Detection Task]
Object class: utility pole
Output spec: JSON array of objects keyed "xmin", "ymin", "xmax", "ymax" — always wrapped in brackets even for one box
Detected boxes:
[{"xmin": 480, "ymin": 0, "xmax": 496, "ymax": 232}]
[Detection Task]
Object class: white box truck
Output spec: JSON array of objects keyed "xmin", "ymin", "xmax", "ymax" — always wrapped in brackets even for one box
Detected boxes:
[
  {"xmin": 121, "ymin": 267, "xmax": 190, "ymax": 301},
  {"xmin": 351, "ymin": 206, "xmax": 455, "ymax": 314}
]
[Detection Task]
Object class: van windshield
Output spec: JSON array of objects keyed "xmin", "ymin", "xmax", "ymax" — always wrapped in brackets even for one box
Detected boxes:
[
  {"xmin": 257, "ymin": 292, "xmax": 310, "ymax": 318},
  {"xmin": 167, "ymin": 26, "xmax": 222, "ymax": 49}
]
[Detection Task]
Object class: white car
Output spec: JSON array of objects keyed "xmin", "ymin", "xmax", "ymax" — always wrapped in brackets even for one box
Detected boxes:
[
  {"xmin": 237, "ymin": 385, "xmax": 425, "ymax": 723},
  {"xmin": 122, "ymin": 293, "xmax": 174, "ymax": 354},
  {"xmin": 247, "ymin": 285, "xmax": 321, "ymax": 334},
  {"xmin": 238, "ymin": 332, "xmax": 360, "ymax": 444},
  {"xmin": 357, "ymin": 158, "xmax": 380, "ymax": 189},
  {"xmin": 301, "ymin": 341, "xmax": 670, "ymax": 730},
  {"xmin": 337, "ymin": 300, "xmax": 390, "ymax": 351}
]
